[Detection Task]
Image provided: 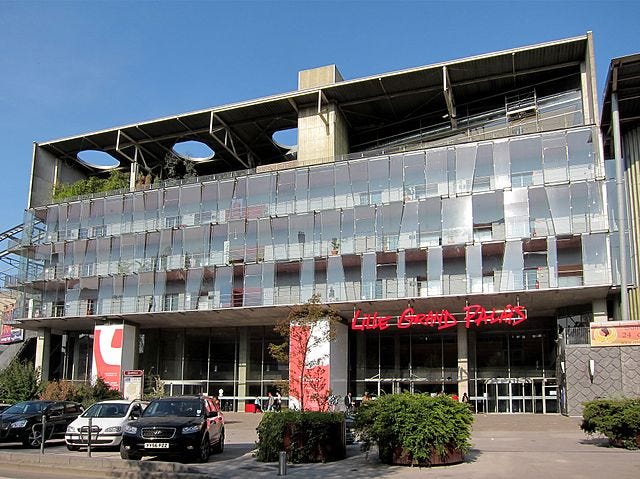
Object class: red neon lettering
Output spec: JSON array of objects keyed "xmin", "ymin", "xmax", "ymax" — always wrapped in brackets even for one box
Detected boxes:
[
  {"xmin": 351, "ymin": 310, "xmax": 364, "ymax": 331},
  {"xmin": 438, "ymin": 310, "xmax": 457, "ymax": 330},
  {"xmin": 398, "ymin": 308, "xmax": 413, "ymax": 328}
]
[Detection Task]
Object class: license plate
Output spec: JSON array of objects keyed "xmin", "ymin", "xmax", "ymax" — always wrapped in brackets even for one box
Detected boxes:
[{"xmin": 144, "ymin": 442, "xmax": 169, "ymax": 449}]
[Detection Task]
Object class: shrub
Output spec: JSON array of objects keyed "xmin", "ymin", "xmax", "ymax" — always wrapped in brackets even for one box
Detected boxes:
[
  {"xmin": 0, "ymin": 360, "xmax": 41, "ymax": 402},
  {"xmin": 581, "ymin": 398, "xmax": 640, "ymax": 450},
  {"xmin": 256, "ymin": 410, "xmax": 345, "ymax": 463},
  {"xmin": 53, "ymin": 171, "xmax": 129, "ymax": 201},
  {"xmin": 354, "ymin": 393, "xmax": 474, "ymax": 465},
  {"xmin": 39, "ymin": 377, "xmax": 121, "ymax": 407}
]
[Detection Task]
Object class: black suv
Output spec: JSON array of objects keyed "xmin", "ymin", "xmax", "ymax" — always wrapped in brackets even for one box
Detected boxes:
[
  {"xmin": 120, "ymin": 395, "xmax": 224, "ymax": 463},
  {"xmin": 0, "ymin": 400, "xmax": 84, "ymax": 448}
]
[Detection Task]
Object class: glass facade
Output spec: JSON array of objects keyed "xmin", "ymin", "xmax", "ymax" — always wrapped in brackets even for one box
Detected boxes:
[{"xmin": 18, "ymin": 126, "xmax": 608, "ymax": 320}]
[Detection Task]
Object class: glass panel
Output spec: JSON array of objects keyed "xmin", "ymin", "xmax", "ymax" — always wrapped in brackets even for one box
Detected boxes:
[
  {"xmin": 547, "ymin": 236, "xmax": 558, "ymax": 288},
  {"xmin": 500, "ymin": 241, "xmax": 524, "ymax": 291},
  {"xmin": 380, "ymin": 202, "xmax": 402, "ymax": 251},
  {"xmin": 327, "ymin": 255, "xmax": 346, "ymax": 302},
  {"xmin": 349, "ymin": 160, "xmax": 369, "ymax": 205},
  {"xmin": 289, "ymin": 213, "xmax": 314, "ymax": 259},
  {"xmin": 179, "ymin": 184, "xmax": 201, "ymax": 226},
  {"xmin": 583, "ymin": 233, "xmax": 610, "ymax": 285},
  {"xmin": 361, "ymin": 253, "xmax": 377, "ymax": 300},
  {"xmin": 201, "ymin": 181, "xmax": 219, "ymax": 223},
  {"xmin": 389, "ymin": 154, "xmax": 404, "ymax": 202},
  {"xmin": 403, "ymin": 151, "xmax": 427, "ymax": 200},
  {"xmin": 567, "ymin": 128, "xmax": 595, "ymax": 181},
  {"xmin": 300, "ymin": 258, "xmax": 314, "ymax": 303},
  {"xmin": 341, "ymin": 209, "xmax": 355, "ymax": 255},
  {"xmin": 354, "ymin": 205, "xmax": 375, "ymax": 253},
  {"xmin": 397, "ymin": 250, "xmax": 406, "ymax": 298},
  {"xmin": 186, "ymin": 268, "xmax": 204, "ymax": 310},
  {"xmin": 295, "ymin": 169, "xmax": 309, "ymax": 212},
  {"xmin": 276, "ymin": 170, "xmax": 295, "ymax": 215},
  {"xmin": 528, "ymin": 188, "xmax": 554, "ymax": 237},
  {"xmin": 442, "ymin": 196, "xmax": 472, "ymax": 245},
  {"xmin": 427, "ymin": 247, "xmax": 443, "ymax": 295},
  {"xmin": 218, "ymin": 179, "xmax": 235, "ymax": 221},
  {"xmin": 262, "ymin": 262, "xmax": 275, "ymax": 306},
  {"xmin": 334, "ymin": 162, "xmax": 352, "ymax": 208},
  {"xmin": 443, "ymin": 246, "xmax": 466, "ymax": 295},
  {"xmin": 455, "ymin": 143, "xmax": 476, "ymax": 195},
  {"xmin": 589, "ymin": 181, "xmax": 607, "ymax": 231},
  {"xmin": 244, "ymin": 264, "xmax": 263, "ymax": 306},
  {"xmin": 247, "ymin": 174, "xmax": 274, "ymax": 217},
  {"xmin": 510, "ymin": 136, "xmax": 542, "ymax": 187},
  {"xmin": 320, "ymin": 210, "xmax": 341, "ymax": 256},
  {"xmin": 473, "ymin": 192, "xmax": 504, "ymax": 242},
  {"xmin": 542, "ymin": 133, "xmax": 568, "ymax": 183},
  {"xmin": 426, "ymin": 148, "xmax": 448, "ymax": 197},
  {"xmin": 473, "ymin": 143, "xmax": 494, "ymax": 192},
  {"xmin": 504, "ymin": 189, "xmax": 530, "ymax": 239},
  {"xmin": 571, "ymin": 183, "xmax": 589, "ymax": 234},
  {"xmin": 493, "ymin": 139, "xmax": 511, "ymax": 190},
  {"xmin": 368, "ymin": 157, "xmax": 388, "ymax": 204},
  {"xmin": 214, "ymin": 266, "xmax": 233, "ymax": 307},
  {"xmin": 272, "ymin": 217, "xmax": 288, "ymax": 261},
  {"xmin": 308, "ymin": 166, "xmax": 335, "ymax": 211},
  {"xmin": 399, "ymin": 202, "xmax": 418, "ymax": 249},
  {"xmin": 419, "ymin": 198, "xmax": 442, "ymax": 247},
  {"xmin": 547, "ymin": 186, "xmax": 571, "ymax": 235},
  {"xmin": 466, "ymin": 244, "xmax": 483, "ymax": 293}
]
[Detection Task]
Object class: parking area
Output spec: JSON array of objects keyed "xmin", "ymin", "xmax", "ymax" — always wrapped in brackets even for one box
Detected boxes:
[{"xmin": 0, "ymin": 413, "xmax": 639, "ymax": 478}]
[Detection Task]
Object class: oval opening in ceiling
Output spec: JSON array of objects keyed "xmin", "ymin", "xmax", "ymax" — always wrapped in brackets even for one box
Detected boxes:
[
  {"xmin": 77, "ymin": 150, "xmax": 120, "ymax": 169},
  {"xmin": 172, "ymin": 140, "xmax": 215, "ymax": 161},
  {"xmin": 272, "ymin": 128, "xmax": 298, "ymax": 149}
]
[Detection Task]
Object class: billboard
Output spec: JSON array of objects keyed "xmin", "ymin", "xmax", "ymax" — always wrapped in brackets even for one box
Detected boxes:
[
  {"xmin": 92, "ymin": 324, "xmax": 124, "ymax": 391},
  {"xmin": 590, "ymin": 321, "xmax": 640, "ymax": 347}
]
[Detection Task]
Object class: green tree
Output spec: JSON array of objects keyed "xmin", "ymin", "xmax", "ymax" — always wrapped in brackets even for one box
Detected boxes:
[
  {"xmin": 53, "ymin": 170, "xmax": 129, "ymax": 201},
  {"xmin": 0, "ymin": 360, "xmax": 41, "ymax": 403},
  {"xmin": 269, "ymin": 293, "xmax": 341, "ymax": 412}
]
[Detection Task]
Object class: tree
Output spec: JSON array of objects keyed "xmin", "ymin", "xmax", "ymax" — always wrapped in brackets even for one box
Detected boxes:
[
  {"xmin": 0, "ymin": 360, "xmax": 41, "ymax": 403},
  {"xmin": 269, "ymin": 294, "xmax": 342, "ymax": 412}
]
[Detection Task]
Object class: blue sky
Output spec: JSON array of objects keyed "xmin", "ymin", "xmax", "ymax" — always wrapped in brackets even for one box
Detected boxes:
[{"xmin": 0, "ymin": 0, "xmax": 639, "ymax": 232}]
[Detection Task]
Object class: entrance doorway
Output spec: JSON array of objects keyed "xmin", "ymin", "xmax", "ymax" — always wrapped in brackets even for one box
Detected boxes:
[{"xmin": 480, "ymin": 378, "xmax": 557, "ymax": 413}]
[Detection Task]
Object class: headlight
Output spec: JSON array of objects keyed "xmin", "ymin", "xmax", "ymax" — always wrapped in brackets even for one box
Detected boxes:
[
  {"xmin": 123, "ymin": 424, "xmax": 137, "ymax": 434},
  {"xmin": 104, "ymin": 426, "xmax": 122, "ymax": 433},
  {"xmin": 66, "ymin": 425, "xmax": 76, "ymax": 433},
  {"xmin": 10, "ymin": 420, "xmax": 28, "ymax": 429},
  {"xmin": 181, "ymin": 425, "xmax": 201, "ymax": 434}
]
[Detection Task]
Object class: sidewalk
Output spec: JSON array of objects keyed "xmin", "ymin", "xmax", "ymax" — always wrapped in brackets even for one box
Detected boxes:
[{"xmin": 1, "ymin": 413, "xmax": 639, "ymax": 478}]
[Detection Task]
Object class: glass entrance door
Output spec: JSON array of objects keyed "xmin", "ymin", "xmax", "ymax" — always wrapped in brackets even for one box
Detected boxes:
[{"xmin": 483, "ymin": 379, "xmax": 534, "ymax": 413}]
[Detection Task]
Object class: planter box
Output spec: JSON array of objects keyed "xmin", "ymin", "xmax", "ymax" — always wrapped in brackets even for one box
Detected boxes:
[
  {"xmin": 283, "ymin": 421, "xmax": 345, "ymax": 463},
  {"xmin": 384, "ymin": 446, "xmax": 465, "ymax": 466}
]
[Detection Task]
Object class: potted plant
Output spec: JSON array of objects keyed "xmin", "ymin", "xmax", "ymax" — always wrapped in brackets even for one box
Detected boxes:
[
  {"xmin": 330, "ymin": 238, "xmax": 340, "ymax": 255},
  {"xmin": 354, "ymin": 393, "xmax": 473, "ymax": 466}
]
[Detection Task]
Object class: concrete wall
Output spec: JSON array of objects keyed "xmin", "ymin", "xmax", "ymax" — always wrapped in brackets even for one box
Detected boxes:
[
  {"xmin": 565, "ymin": 344, "xmax": 640, "ymax": 416},
  {"xmin": 30, "ymin": 145, "xmax": 86, "ymax": 208}
]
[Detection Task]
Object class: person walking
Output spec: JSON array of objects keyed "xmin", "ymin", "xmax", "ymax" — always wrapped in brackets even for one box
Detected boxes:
[
  {"xmin": 344, "ymin": 392, "xmax": 353, "ymax": 412},
  {"xmin": 275, "ymin": 391, "xmax": 282, "ymax": 411},
  {"xmin": 266, "ymin": 392, "xmax": 275, "ymax": 411}
]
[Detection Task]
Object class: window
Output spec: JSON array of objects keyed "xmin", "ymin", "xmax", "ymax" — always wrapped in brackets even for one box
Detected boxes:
[
  {"xmin": 165, "ymin": 216, "xmax": 180, "ymax": 228},
  {"xmin": 164, "ymin": 293, "xmax": 180, "ymax": 311}
]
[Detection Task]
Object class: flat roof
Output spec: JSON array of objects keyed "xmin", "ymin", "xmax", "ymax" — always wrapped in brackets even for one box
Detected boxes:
[{"xmin": 39, "ymin": 34, "xmax": 589, "ymax": 173}]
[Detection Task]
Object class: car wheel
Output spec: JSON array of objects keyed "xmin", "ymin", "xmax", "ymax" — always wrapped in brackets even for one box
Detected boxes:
[
  {"xmin": 196, "ymin": 434, "xmax": 211, "ymax": 463},
  {"xmin": 22, "ymin": 429, "xmax": 43, "ymax": 448},
  {"xmin": 120, "ymin": 444, "xmax": 142, "ymax": 461},
  {"xmin": 66, "ymin": 444, "xmax": 80, "ymax": 451},
  {"xmin": 212, "ymin": 429, "xmax": 224, "ymax": 454}
]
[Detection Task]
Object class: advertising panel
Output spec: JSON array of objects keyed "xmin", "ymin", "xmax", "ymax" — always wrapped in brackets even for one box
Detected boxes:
[
  {"xmin": 92, "ymin": 324, "xmax": 124, "ymax": 391},
  {"xmin": 590, "ymin": 321, "xmax": 640, "ymax": 347}
]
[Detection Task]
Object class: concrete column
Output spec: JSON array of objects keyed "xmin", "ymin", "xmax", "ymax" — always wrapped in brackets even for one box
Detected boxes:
[
  {"xmin": 592, "ymin": 299, "xmax": 608, "ymax": 322},
  {"xmin": 457, "ymin": 324, "xmax": 469, "ymax": 398},
  {"xmin": 329, "ymin": 321, "xmax": 348, "ymax": 398},
  {"xmin": 297, "ymin": 65, "xmax": 349, "ymax": 164},
  {"xmin": 120, "ymin": 323, "xmax": 138, "ymax": 373},
  {"xmin": 35, "ymin": 328, "xmax": 51, "ymax": 382},
  {"xmin": 236, "ymin": 328, "xmax": 248, "ymax": 410}
]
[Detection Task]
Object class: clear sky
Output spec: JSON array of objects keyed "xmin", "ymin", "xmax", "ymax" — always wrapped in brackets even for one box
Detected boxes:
[{"xmin": 0, "ymin": 0, "xmax": 638, "ymax": 233}]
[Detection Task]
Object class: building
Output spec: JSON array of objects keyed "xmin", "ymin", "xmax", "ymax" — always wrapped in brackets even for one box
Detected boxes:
[{"xmin": 8, "ymin": 32, "xmax": 637, "ymax": 414}]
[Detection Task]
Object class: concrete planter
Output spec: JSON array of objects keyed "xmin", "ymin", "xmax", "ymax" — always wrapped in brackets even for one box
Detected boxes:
[{"xmin": 385, "ymin": 445, "xmax": 465, "ymax": 466}]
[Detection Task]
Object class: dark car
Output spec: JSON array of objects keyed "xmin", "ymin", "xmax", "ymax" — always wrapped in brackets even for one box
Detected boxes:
[
  {"xmin": 0, "ymin": 404, "xmax": 11, "ymax": 414},
  {"xmin": 0, "ymin": 400, "xmax": 84, "ymax": 448},
  {"xmin": 120, "ymin": 395, "xmax": 224, "ymax": 463}
]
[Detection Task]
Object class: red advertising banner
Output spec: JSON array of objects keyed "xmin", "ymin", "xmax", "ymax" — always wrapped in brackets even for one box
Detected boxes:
[
  {"xmin": 590, "ymin": 321, "xmax": 640, "ymax": 347},
  {"xmin": 92, "ymin": 324, "xmax": 124, "ymax": 391}
]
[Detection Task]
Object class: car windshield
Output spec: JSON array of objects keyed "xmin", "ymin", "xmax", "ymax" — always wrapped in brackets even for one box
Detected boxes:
[
  {"xmin": 82, "ymin": 403, "xmax": 128, "ymax": 418},
  {"xmin": 3, "ymin": 402, "xmax": 48, "ymax": 415},
  {"xmin": 143, "ymin": 400, "xmax": 201, "ymax": 418}
]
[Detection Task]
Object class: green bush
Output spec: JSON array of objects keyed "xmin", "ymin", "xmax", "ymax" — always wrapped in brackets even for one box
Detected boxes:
[
  {"xmin": 53, "ymin": 170, "xmax": 129, "ymax": 201},
  {"xmin": 39, "ymin": 377, "xmax": 121, "ymax": 408},
  {"xmin": 354, "ymin": 393, "xmax": 474, "ymax": 465},
  {"xmin": 0, "ymin": 360, "xmax": 42, "ymax": 403},
  {"xmin": 256, "ymin": 411, "xmax": 345, "ymax": 463},
  {"xmin": 581, "ymin": 398, "xmax": 640, "ymax": 450}
]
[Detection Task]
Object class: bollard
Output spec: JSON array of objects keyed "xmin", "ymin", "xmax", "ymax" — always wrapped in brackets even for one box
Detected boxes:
[
  {"xmin": 40, "ymin": 415, "xmax": 45, "ymax": 455},
  {"xmin": 87, "ymin": 417, "xmax": 92, "ymax": 458},
  {"xmin": 278, "ymin": 451, "xmax": 287, "ymax": 476}
]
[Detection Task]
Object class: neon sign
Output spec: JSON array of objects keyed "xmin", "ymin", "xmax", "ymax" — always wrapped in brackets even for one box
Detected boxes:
[{"xmin": 351, "ymin": 304, "xmax": 526, "ymax": 332}]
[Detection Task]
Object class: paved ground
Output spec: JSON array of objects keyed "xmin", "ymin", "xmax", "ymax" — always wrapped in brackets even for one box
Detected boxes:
[{"xmin": 1, "ymin": 412, "xmax": 639, "ymax": 478}]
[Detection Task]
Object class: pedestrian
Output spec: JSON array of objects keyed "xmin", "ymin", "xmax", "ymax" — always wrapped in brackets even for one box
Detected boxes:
[
  {"xmin": 363, "ymin": 391, "xmax": 371, "ymax": 402},
  {"xmin": 267, "ymin": 392, "xmax": 275, "ymax": 411},
  {"xmin": 275, "ymin": 391, "xmax": 282, "ymax": 411},
  {"xmin": 462, "ymin": 392, "xmax": 469, "ymax": 403},
  {"xmin": 254, "ymin": 395, "xmax": 262, "ymax": 413},
  {"xmin": 344, "ymin": 392, "xmax": 353, "ymax": 412}
]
